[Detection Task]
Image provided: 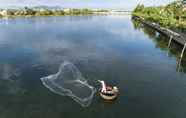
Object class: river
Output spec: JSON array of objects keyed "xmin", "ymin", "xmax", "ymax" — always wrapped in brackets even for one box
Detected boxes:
[{"xmin": 0, "ymin": 15, "xmax": 186, "ymax": 118}]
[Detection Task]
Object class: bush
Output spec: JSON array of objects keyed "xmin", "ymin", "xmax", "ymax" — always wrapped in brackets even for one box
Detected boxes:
[{"xmin": 132, "ymin": 0, "xmax": 186, "ymax": 30}]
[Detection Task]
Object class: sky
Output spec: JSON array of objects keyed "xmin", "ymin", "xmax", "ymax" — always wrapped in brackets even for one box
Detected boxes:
[{"xmin": 0, "ymin": 0, "xmax": 175, "ymax": 10}]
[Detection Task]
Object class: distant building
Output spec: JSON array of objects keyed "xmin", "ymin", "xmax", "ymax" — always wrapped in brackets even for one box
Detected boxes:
[
  {"xmin": 63, "ymin": 8, "xmax": 70, "ymax": 12},
  {"xmin": 0, "ymin": 10, "xmax": 14, "ymax": 16}
]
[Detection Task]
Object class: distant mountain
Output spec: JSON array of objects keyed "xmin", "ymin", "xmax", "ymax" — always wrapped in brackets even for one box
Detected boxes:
[
  {"xmin": 0, "ymin": 6, "xmax": 23, "ymax": 9},
  {"xmin": 32, "ymin": 5, "xmax": 63, "ymax": 10}
]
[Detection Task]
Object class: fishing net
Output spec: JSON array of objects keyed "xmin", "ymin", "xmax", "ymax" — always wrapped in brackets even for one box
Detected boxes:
[{"xmin": 40, "ymin": 61, "xmax": 96, "ymax": 107}]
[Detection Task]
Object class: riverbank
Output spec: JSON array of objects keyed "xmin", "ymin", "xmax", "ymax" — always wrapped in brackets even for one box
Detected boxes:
[
  {"xmin": 132, "ymin": 16, "xmax": 185, "ymax": 44},
  {"xmin": 0, "ymin": 7, "xmax": 130, "ymax": 18},
  {"xmin": 132, "ymin": 15, "xmax": 186, "ymax": 59},
  {"xmin": 132, "ymin": 0, "xmax": 186, "ymax": 31},
  {"xmin": 0, "ymin": 7, "xmax": 100, "ymax": 18}
]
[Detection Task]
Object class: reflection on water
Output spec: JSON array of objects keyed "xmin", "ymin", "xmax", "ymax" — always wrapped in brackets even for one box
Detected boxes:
[
  {"xmin": 132, "ymin": 19, "xmax": 186, "ymax": 73},
  {"xmin": 0, "ymin": 15, "xmax": 186, "ymax": 118}
]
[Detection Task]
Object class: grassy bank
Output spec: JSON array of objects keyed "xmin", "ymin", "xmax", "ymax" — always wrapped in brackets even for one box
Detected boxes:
[{"xmin": 132, "ymin": 0, "xmax": 186, "ymax": 31}]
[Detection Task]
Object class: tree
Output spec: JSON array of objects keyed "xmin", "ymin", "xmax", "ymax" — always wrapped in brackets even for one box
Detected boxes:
[{"xmin": 133, "ymin": 4, "xmax": 144, "ymax": 12}]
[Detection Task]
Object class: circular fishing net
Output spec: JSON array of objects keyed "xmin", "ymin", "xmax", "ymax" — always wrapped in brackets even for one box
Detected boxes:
[{"xmin": 40, "ymin": 61, "xmax": 96, "ymax": 107}]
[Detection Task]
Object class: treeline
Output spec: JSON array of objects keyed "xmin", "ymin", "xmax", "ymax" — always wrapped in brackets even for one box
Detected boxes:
[
  {"xmin": 0, "ymin": 7, "xmax": 110, "ymax": 18},
  {"xmin": 132, "ymin": 0, "xmax": 186, "ymax": 30}
]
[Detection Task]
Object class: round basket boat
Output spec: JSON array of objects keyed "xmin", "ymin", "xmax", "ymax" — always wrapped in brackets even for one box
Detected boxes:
[{"xmin": 99, "ymin": 86, "xmax": 119, "ymax": 101}]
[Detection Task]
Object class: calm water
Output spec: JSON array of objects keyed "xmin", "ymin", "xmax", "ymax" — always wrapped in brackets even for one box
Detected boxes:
[{"xmin": 0, "ymin": 15, "xmax": 186, "ymax": 118}]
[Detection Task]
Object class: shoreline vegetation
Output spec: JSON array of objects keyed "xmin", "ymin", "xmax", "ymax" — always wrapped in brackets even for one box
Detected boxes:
[
  {"xmin": 0, "ymin": 7, "xmax": 110, "ymax": 18},
  {"xmin": 0, "ymin": 6, "xmax": 129, "ymax": 18},
  {"xmin": 132, "ymin": 0, "xmax": 186, "ymax": 31}
]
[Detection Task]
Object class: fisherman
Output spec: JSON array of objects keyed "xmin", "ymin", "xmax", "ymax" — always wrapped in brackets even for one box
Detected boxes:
[
  {"xmin": 98, "ymin": 80, "xmax": 119, "ymax": 100},
  {"xmin": 98, "ymin": 80, "xmax": 107, "ymax": 93}
]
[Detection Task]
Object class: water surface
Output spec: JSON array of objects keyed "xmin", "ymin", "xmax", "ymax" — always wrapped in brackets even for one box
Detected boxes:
[{"xmin": 0, "ymin": 15, "xmax": 186, "ymax": 118}]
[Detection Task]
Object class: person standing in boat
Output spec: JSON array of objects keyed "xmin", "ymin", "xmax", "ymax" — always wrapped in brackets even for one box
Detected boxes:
[
  {"xmin": 99, "ymin": 80, "xmax": 107, "ymax": 93},
  {"xmin": 98, "ymin": 80, "xmax": 119, "ymax": 101}
]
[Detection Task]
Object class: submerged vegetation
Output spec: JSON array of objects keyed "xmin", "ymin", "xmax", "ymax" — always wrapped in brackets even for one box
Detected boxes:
[
  {"xmin": 0, "ymin": 6, "xmax": 110, "ymax": 18},
  {"xmin": 132, "ymin": 0, "xmax": 186, "ymax": 31}
]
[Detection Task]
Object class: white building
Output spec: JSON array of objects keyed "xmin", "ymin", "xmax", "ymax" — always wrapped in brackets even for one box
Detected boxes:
[{"xmin": 0, "ymin": 10, "xmax": 13, "ymax": 16}]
